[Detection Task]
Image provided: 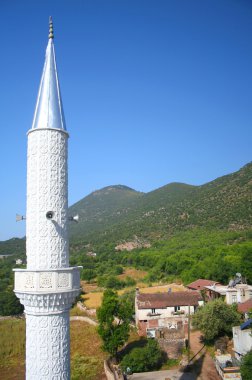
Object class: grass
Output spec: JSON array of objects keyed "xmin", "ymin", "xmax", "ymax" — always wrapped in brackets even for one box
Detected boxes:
[
  {"xmin": 161, "ymin": 358, "xmax": 180, "ymax": 370},
  {"xmin": 82, "ymin": 282, "xmax": 187, "ymax": 309},
  {"xmin": 0, "ymin": 317, "xmax": 106, "ymax": 380},
  {"xmin": 70, "ymin": 320, "xmax": 106, "ymax": 379},
  {"xmin": 82, "ymin": 292, "xmax": 104, "ymax": 309},
  {"xmin": 139, "ymin": 283, "xmax": 186, "ymax": 293},
  {"xmin": 117, "ymin": 268, "xmax": 148, "ymax": 281},
  {"xmin": 0, "ymin": 318, "xmax": 25, "ymax": 366}
]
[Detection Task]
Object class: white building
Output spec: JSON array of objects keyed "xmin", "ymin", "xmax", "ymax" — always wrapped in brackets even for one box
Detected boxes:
[
  {"xmin": 135, "ymin": 289, "xmax": 203, "ymax": 336},
  {"xmin": 13, "ymin": 18, "xmax": 81, "ymax": 380},
  {"xmin": 205, "ymin": 283, "xmax": 252, "ymax": 305},
  {"xmin": 233, "ymin": 320, "xmax": 252, "ymax": 360}
]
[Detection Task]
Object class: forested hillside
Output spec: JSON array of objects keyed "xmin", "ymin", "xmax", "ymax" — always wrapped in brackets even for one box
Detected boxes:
[
  {"xmin": 70, "ymin": 228, "xmax": 252, "ymax": 287},
  {"xmin": 69, "ymin": 162, "xmax": 252, "ymax": 245}
]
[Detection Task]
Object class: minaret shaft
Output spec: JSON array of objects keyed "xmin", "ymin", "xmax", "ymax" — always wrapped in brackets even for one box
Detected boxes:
[
  {"xmin": 26, "ymin": 128, "xmax": 69, "ymax": 270},
  {"xmin": 13, "ymin": 18, "xmax": 81, "ymax": 380}
]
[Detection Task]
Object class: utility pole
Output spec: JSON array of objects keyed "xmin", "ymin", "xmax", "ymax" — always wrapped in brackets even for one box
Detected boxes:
[{"xmin": 188, "ymin": 303, "xmax": 191, "ymax": 364}]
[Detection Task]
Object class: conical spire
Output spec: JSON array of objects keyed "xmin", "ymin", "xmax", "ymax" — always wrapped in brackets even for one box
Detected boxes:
[{"xmin": 31, "ymin": 17, "xmax": 66, "ymax": 131}]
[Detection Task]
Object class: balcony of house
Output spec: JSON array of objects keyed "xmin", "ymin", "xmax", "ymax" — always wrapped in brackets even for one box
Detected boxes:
[
  {"xmin": 171, "ymin": 310, "xmax": 185, "ymax": 316},
  {"xmin": 146, "ymin": 308, "xmax": 162, "ymax": 317}
]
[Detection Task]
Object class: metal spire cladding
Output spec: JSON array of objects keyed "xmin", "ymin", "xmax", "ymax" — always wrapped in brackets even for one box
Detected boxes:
[{"xmin": 31, "ymin": 17, "xmax": 66, "ymax": 131}]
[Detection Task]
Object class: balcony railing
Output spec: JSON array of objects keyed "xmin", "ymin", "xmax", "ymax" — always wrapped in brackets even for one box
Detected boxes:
[{"xmin": 171, "ymin": 310, "xmax": 185, "ymax": 316}]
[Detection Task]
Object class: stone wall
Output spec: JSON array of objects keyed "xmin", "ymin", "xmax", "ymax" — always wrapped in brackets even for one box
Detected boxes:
[{"xmin": 157, "ymin": 326, "xmax": 185, "ymax": 359}]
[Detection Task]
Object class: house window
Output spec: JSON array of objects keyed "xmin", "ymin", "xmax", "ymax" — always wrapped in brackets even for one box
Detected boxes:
[
  {"xmin": 174, "ymin": 306, "xmax": 181, "ymax": 312},
  {"xmin": 232, "ymin": 295, "xmax": 237, "ymax": 303},
  {"xmin": 151, "ymin": 308, "xmax": 156, "ymax": 314}
]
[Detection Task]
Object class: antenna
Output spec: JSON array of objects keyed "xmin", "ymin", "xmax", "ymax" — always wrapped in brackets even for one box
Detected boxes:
[{"xmin": 16, "ymin": 214, "xmax": 26, "ymax": 222}]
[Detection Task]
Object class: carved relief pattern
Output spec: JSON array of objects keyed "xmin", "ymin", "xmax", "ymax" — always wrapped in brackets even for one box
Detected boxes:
[
  {"xmin": 14, "ymin": 268, "xmax": 81, "ymax": 293},
  {"xmin": 15, "ymin": 289, "xmax": 80, "ymax": 313},
  {"xmin": 39, "ymin": 272, "xmax": 53, "ymax": 289},
  {"xmin": 25, "ymin": 273, "xmax": 35, "ymax": 289},
  {"xmin": 58, "ymin": 273, "xmax": 69, "ymax": 288},
  {"xmin": 26, "ymin": 129, "xmax": 69, "ymax": 270},
  {"xmin": 26, "ymin": 313, "xmax": 70, "ymax": 380}
]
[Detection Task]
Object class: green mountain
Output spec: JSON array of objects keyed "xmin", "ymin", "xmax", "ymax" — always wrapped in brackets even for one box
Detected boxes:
[
  {"xmin": 69, "ymin": 185, "xmax": 142, "ymax": 239},
  {"xmin": 0, "ymin": 238, "xmax": 25, "ymax": 257},
  {"xmin": 1, "ymin": 163, "xmax": 251, "ymax": 254},
  {"xmin": 69, "ymin": 163, "xmax": 252, "ymax": 245}
]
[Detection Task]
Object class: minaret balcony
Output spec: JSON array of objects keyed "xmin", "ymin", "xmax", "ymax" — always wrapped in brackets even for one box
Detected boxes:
[{"xmin": 13, "ymin": 267, "xmax": 82, "ymax": 293}]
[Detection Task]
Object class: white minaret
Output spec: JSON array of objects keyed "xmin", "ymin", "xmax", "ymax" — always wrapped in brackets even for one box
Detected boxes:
[{"xmin": 14, "ymin": 18, "xmax": 81, "ymax": 380}]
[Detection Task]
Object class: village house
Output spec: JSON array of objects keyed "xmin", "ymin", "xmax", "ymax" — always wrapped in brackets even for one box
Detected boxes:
[
  {"xmin": 135, "ymin": 289, "xmax": 203, "ymax": 358},
  {"xmin": 135, "ymin": 289, "xmax": 203, "ymax": 336},
  {"xmin": 204, "ymin": 282, "xmax": 252, "ymax": 305}
]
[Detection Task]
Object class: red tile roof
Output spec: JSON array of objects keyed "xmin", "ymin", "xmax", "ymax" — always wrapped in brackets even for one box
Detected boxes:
[
  {"xmin": 238, "ymin": 298, "xmax": 252, "ymax": 313},
  {"xmin": 186, "ymin": 279, "xmax": 220, "ymax": 291},
  {"xmin": 136, "ymin": 291, "xmax": 202, "ymax": 309}
]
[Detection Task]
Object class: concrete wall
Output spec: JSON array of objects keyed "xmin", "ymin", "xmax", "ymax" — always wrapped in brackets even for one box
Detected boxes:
[
  {"xmin": 233, "ymin": 326, "xmax": 252, "ymax": 359},
  {"xmin": 137, "ymin": 305, "xmax": 195, "ymax": 321}
]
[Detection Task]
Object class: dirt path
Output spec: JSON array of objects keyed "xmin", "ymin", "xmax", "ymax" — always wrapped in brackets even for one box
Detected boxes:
[
  {"xmin": 70, "ymin": 315, "xmax": 98, "ymax": 325},
  {"xmin": 190, "ymin": 331, "xmax": 219, "ymax": 380}
]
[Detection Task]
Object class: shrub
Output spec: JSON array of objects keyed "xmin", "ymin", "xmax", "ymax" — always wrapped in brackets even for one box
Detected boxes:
[
  {"xmin": 192, "ymin": 299, "xmax": 241, "ymax": 341},
  {"xmin": 240, "ymin": 350, "xmax": 252, "ymax": 380},
  {"xmin": 120, "ymin": 339, "xmax": 164, "ymax": 373}
]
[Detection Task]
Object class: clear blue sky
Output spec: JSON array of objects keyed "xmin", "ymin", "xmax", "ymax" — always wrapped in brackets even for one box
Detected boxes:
[{"xmin": 0, "ymin": 0, "xmax": 251, "ymax": 240}]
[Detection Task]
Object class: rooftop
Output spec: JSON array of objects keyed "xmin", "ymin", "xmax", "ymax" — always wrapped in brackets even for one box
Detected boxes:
[
  {"xmin": 187, "ymin": 279, "xmax": 220, "ymax": 291},
  {"xmin": 136, "ymin": 291, "xmax": 202, "ymax": 309},
  {"xmin": 238, "ymin": 299, "xmax": 252, "ymax": 314}
]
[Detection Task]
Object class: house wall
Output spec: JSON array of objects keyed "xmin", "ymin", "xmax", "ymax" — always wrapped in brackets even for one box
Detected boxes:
[
  {"xmin": 233, "ymin": 326, "xmax": 252, "ymax": 359},
  {"xmin": 137, "ymin": 305, "xmax": 195, "ymax": 321},
  {"xmin": 136, "ymin": 305, "xmax": 196, "ymax": 336},
  {"xmin": 207, "ymin": 284, "xmax": 252, "ymax": 305},
  {"xmin": 226, "ymin": 286, "xmax": 252, "ymax": 305}
]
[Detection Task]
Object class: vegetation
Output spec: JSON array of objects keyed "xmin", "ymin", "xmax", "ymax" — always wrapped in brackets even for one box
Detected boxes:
[
  {"xmin": 0, "ymin": 319, "xmax": 25, "ymax": 366},
  {"xmin": 119, "ymin": 229, "xmax": 252, "ymax": 284},
  {"xmin": 0, "ymin": 318, "xmax": 105, "ymax": 380},
  {"xmin": 0, "ymin": 254, "xmax": 25, "ymax": 316},
  {"xmin": 240, "ymin": 350, "xmax": 252, "ymax": 380},
  {"xmin": 0, "ymin": 290, "xmax": 24, "ymax": 316},
  {"xmin": 70, "ymin": 320, "xmax": 105, "ymax": 379},
  {"xmin": 71, "ymin": 354, "xmax": 102, "ymax": 380},
  {"xmin": 71, "ymin": 228, "xmax": 252, "ymax": 292},
  {"xmin": 120, "ymin": 339, "xmax": 165, "ymax": 373},
  {"xmin": 69, "ymin": 162, "xmax": 252, "ymax": 244},
  {"xmin": 192, "ymin": 299, "xmax": 241, "ymax": 341},
  {"xmin": 97, "ymin": 289, "xmax": 132, "ymax": 358},
  {"xmin": 0, "ymin": 238, "xmax": 25, "ymax": 256}
]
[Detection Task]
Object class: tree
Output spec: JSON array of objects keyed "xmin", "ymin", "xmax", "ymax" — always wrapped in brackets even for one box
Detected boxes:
[
  {"xmin": 97, "ymin": 289, "xmax": 132, "ymax": 358},
  {"xmin": 0, "ymin": 290, "xmax": 24, "ymax": 316},
  {"xmin": 120, "ymin": 339, "xmax": 164, "ymax": 373},
  {"xmin": 192, "ymin": 298, "xmax": 240, "ymax": 341},
  {"xmin": 240, "ymin": 350, "xmax": 252, "ymax": 380}
]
